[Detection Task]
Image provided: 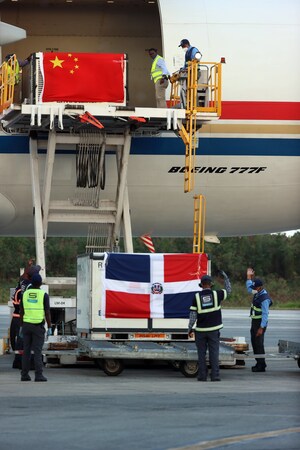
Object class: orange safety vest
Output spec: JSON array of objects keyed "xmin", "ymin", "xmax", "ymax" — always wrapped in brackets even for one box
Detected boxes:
[{"xmin": 12, "ymin": 288, "xmax": 21, "ymax": 318}]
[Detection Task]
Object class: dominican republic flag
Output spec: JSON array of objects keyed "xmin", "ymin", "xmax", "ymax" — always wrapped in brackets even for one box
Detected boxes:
[{"xmin": 101, "ymin": 253, "xmax": 208, "ymax": 319}]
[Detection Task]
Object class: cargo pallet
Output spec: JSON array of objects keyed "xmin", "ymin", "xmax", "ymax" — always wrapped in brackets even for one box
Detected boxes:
[{"xmin": 43, "ymin": 336, "xmax": 241, "ymax": 377}]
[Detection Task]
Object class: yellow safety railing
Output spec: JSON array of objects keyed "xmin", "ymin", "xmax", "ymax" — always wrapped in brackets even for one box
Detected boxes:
[
  {"xmin": 170, "ymin": 60, "xmax": 222, "ymax": 193},
  {"xmin": 0, "ymin": 54, "xmax": 18, "ymax": 114},
  {"xmin": 193, "ymin": 194, "xmax": 206, "ymax": 254},
  {"xmin": 169, "ymin": 76, "xmax": 181, "ymax": 107},
  {"xmin": 169, "ymin": 60, "xmax": 222, "ymax": 115}
]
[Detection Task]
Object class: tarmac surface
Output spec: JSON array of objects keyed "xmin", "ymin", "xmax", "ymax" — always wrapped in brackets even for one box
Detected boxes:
[
  {"xmin": 0, "ymin": 354, "xmax": 299, "ymax": 450},
  {"xmin": 0, "ymin": 308, "xmax": 299, "ymax": 450}
]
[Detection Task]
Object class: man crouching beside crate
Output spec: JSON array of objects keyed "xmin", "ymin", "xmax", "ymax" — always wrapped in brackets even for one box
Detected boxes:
[{"xmin": 188, "ymin": 271, "xmax": 231, "ymax": 382}]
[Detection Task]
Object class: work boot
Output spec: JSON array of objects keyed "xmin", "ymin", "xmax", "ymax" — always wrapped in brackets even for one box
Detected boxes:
[
  {"xmin": 252, "ymin": 366, "xmax": 265, "ymax": 372},
  {"xmin": 211, "ymin": 377, "xmax": 221, "ymax": 381},
  {"xmin": 21, "ymin": 374, "xmax": 31, "ymax": 381},
  {"xmin": 35, "ymin": 375, "xmax": 48, "ymax": 382},
  {"xmin": 252, "ymin": 363, "xmax": 267, "ymax": 370}
]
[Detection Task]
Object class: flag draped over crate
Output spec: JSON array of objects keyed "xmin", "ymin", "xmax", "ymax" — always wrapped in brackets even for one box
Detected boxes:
[
  {"xmin": 101, "ymin": 252, "xmax": 208, "ymax": 319},
  {"xmin": 40, "ymin": 52, "xmax": 125, "ymax": 103}
]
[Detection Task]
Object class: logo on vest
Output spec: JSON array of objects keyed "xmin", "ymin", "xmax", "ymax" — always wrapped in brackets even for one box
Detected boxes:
[
  {"xmin": 201, "ymin": 294, "xmax": 214, "ymax": 308},
  {"xmin": 27, "ymin": 292, "xmax": 38, "ymax": 303},
  {"xmin": 151, "ymin": 283, "xmax": 163, "ymax": 295}
]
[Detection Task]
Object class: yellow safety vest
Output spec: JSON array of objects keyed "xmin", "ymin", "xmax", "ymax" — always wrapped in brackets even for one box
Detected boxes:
[
  {"xmin": 23, "ymin": 289, "xmax": 45, "ymax": 324},
  {"xmin": 7, "ymin": 58, "xmax": 20, "ymax": 84},
  {"xmin": 151, "ymin": 55, "xmax": 163, "ymax": 84}
]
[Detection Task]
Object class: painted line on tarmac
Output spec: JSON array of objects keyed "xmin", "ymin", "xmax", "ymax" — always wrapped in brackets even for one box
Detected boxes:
[{"xmin": 169, "ymin": 427, "xmax": 300, "ymax": 450}]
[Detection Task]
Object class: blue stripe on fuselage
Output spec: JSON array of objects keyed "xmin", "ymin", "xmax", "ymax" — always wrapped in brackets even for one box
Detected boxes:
[
  {"xmin": 130, "ymin": 137, "xmax": 300, "ymax": 156},
  {"xmin": 0, "ymin": 135, "xmax": 299, "ymax": 156}
]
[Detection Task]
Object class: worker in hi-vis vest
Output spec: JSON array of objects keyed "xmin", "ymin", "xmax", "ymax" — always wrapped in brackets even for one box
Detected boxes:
[
  {"xmin": 4, "ymin": 53, "xmax": 31, "ymax": 84},
  {"xmin": 188, "ymin": 272, "xmax": 231, "ymax": 382},
  {"xmin": 10, "ymin": 261, "xmax": 40, "ymax": 354},
  {"xmin": 147, "ymin": 48, "xmax": 170, "ymax": 108},
  {"xmin": 246, "ymin": 268, "xmax": 272, "ymax": 372},
  {"xmin": 4, "ymin": 53, "xmax": 32, "ymax": 104},
  {"xmin": 19, "ymin": 273, "xmax": 52, "ymax": 382}
]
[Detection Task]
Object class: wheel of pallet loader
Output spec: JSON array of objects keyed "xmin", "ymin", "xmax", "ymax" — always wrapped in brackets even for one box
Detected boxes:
[
  {"xmin": 102, "ymin": 359, "xmax": 124, "ymax": 376},
  {"xmin": 179, "ymin": 361, "xmax": 198, "ymax": 378}
]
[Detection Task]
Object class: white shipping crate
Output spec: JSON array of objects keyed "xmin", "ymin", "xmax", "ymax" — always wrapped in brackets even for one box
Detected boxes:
[{"xmin": 76, "ymin": 252, "xmax": 210, "ymax": 340}]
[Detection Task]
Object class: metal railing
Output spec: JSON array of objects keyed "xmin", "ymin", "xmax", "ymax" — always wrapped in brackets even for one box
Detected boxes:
[
  {"xmin": 170, "ymin": 60, "xmax": 222, "ymax": 115},
  {"xmin": 171, "ymin": 60, "xmax": 222, "ymax": 193},
  {"xmin": 0, "ymin": 54, "xmax": 18, "ymax": 113}
]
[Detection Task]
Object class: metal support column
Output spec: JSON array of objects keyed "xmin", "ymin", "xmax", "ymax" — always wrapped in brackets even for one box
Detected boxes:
[
  {"xmin": 29, "ymin": 136, "xmax": 46, "ymax": 278},
  {"xmin": 42, "ymin": 128, "xmax": 56, "ymax": 240},
  {"xmin": 113, "ymin": 128, "xmax": 133, "ymax": 250},
  {"xmin": 116, "ymin": 143, "xmax": 133, "ymax": 253}
]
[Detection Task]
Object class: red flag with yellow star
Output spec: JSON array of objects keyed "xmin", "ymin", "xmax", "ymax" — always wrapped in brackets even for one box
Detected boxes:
[{"xmin": 40, "ymin": 52, "xmax": 125, "ymax": 103}]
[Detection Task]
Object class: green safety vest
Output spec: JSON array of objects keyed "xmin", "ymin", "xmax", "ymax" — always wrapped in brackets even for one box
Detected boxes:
[
  {"xmin": 7, "ymin": 59, "xmax": 20, "ymax": 84},
  {"xmin": 151, "ymin": 55, "xmax": 163, "ymax": 84},
  {"xmin": 250, "ymin": 305, "xmax": 262, "ymax": 319},
  {"xmin": 194, "ymin": 291, "xmax": 223, "ymax": 332},
  {"xmin": 250, "ymin": 292, "xmax": 271, "ymax": 320},
  {"xmin": 23, "ymin": 289, "xmax": 45, "ymax": 324}
]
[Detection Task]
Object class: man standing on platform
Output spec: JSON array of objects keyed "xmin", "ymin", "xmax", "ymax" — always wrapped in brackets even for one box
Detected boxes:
[{"xmin": 147, "ymin": 48, "xmax": 170, "ymax": 108}]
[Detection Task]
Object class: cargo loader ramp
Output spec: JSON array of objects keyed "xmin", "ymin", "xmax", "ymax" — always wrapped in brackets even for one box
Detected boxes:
[{"xmin": 0, "ymin": 52, "xmax": 221, "ymax": 283}]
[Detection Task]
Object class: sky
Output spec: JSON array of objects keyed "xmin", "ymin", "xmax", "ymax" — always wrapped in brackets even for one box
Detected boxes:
[{"xmin": 283, "ymin": 230, "xmax": 299, "ymax": 236}]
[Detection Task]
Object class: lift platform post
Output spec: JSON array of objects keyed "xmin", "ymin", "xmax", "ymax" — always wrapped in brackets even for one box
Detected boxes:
[{"xmin": 193, "ymin": 194, "xmax": 206, "ymax": 254}]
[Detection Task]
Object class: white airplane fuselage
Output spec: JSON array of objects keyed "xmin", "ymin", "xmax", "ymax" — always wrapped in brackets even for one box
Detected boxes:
[{"xmin": 0, "ymin": 0, "xmax": 299, "ymax": 237}]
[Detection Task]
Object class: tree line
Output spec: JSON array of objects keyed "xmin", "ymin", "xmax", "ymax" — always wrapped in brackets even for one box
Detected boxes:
[
  {"xmin": 0, "ymin": 232, "xmax": 300, "ymax": 308},
  {"xmin": 0, "ymin": 233, "xmax": 299, "ymax": 281}
]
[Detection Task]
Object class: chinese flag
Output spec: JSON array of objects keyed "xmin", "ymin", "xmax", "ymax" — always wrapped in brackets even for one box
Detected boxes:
[{"xmin": 41, "ymin": 52, "xmax": 125, "ymax": 103}]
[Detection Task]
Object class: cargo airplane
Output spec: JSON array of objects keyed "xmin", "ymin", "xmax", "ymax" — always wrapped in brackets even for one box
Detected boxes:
[{"xmin": 0, "ymin": 0, "xmax": 299, "ymax": 241}]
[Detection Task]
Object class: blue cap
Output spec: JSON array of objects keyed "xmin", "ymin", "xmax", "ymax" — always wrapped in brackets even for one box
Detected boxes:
[
  {"xmin": 27, "ymin": 265, "xmax": 41, "ymax": 277},
  {"xmin": 31, "ymin": 273, "xmax": 42, "ymax": 286},
  {"xmin": 178, "ymin": 39, "xmax": 190, "ymax": 47},
  {"xmin": 250, "ymin": 278, "xmax": 263, "ymax": 289},
  {"xmin": 199, "ymin": 275, "xmax": 213, "ymax": 287}
]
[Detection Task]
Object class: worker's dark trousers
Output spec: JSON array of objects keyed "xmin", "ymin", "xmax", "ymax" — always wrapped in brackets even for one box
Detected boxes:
[
  {"xmin": 251, "ymin": 320, "xmax": 266, "ymax": 368},
  {"xmin": 10, "ymin": 317, "xmax": 21, "ymax": 351},
  {"xmin": 195, "ymin": 330, "xmax": 220, "ymax": 379},
  {"xmin": 21, "ymin": 322, "xmax": 45, "ymax": 378}
]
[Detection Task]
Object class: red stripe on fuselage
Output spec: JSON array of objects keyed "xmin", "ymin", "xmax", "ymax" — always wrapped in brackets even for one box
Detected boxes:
[{"xmin": 221, "ymin": 102, "xmax": 300, "ymax": 120}]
